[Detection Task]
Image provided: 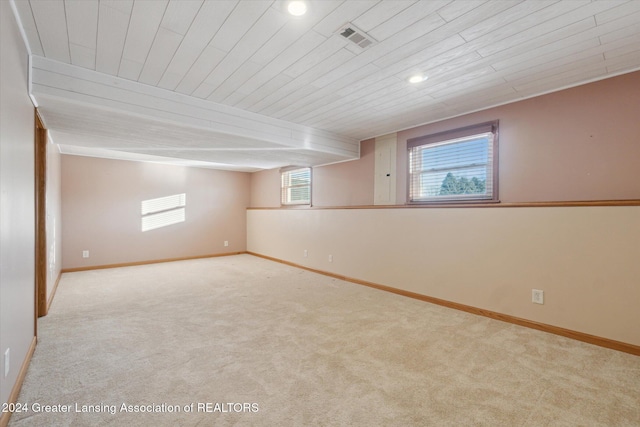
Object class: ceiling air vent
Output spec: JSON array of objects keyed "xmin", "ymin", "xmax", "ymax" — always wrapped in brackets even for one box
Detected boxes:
[{"xmin": 336, "ymin": 23, "xmax": 375, "ymax": 50}]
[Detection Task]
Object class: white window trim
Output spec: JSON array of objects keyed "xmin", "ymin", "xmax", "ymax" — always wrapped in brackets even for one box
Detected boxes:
[{"xmin": 280, "ymin": 167, "xmax": 312, "ymax": 206}]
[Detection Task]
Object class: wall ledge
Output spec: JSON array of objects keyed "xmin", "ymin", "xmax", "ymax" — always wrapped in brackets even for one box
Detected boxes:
[
  {"xmin": 248, "ymin": 199, "xmax": 640, "ymax": 210},
  {"xmin": 247, "ymin": 252, "xmax": 640, "ymax": 357}
]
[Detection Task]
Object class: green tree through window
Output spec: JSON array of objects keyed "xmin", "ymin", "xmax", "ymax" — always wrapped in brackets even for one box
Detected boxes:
[
  {"xmin": 281, "ymin": 168, "xmax": 311, "ymax": 205},
  {"xmin": 439, "ymin": 173, "xmax": 486, "ymax": 195},
  {"xmin": 407, "ymin": 121, "xmax": 498, "ymax": 203}
]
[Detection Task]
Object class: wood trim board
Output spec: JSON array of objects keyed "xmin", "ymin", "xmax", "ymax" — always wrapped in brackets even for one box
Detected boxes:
[
  {"xmin": 50, "ymin": 250, "xmax": 640, "ymax": 356},
  {"xmin": 46, "ymin": 271, "xmax": 62, "ymax": 313},
  {"xmin": 60, "ymin": 252, "xmax": 246, "ymax": 273},
  {"xmin": 35, "ymin": 110, "xmax": 47, "ymax": 318},
  {"xmin": 247, "ymin": 252, "xmax": 640, "ymax": 357},
  {"xmin": 248, "ymin": 199, "xmax": 640, "ymax": 210},
  {"xmin": 0, "ymin": 337, "xmax": 37, "ymax": 427}
]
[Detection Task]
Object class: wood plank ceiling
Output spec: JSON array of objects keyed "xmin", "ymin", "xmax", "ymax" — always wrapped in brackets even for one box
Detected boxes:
[{"xmin": 11, "ymin": 0, "xmax": 640, "ymax": 171}]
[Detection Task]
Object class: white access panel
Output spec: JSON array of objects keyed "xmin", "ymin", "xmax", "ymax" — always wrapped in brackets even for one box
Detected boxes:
[{"xmin": 374, "ymin": 133, "xmax": 397, "ymax": 205}]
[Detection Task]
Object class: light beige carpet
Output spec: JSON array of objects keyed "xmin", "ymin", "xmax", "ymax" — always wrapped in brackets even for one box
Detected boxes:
[{"xmin": 9, "ymin": 254, "xmax": 640, "ymax": 426}]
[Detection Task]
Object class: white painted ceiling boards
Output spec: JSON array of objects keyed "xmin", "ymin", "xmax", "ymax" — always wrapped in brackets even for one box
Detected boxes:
[{"xmin": 10, "ymin": 0, "xmax": 640, "ymax": 171}]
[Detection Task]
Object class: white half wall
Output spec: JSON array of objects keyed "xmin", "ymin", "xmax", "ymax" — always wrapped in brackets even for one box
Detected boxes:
[
  {"xmin": 247, "ymin": 207, "xmax": 640, "ymax": 346},
  {"xmin": 46, "ymin": 136, "xmax": 62, "ymax": 303}
]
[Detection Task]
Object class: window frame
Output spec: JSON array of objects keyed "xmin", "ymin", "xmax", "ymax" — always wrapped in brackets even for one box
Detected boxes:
[
  {"xmin": 406, "ymin": 120, "xmax": 499, "ymax": 205},
  {"xmin": 280, "ymin": 167, "xmax": 312, "ymax": 206}
]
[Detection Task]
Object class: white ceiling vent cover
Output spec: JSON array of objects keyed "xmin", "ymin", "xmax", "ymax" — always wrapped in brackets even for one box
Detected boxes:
[{"xmin": 336, "ymin": 23, "xmax": 376, "ymax": 50}]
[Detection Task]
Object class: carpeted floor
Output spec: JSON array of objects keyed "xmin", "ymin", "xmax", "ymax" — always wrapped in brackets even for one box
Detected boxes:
[{"xmin": 9, "ymin": 254, "xmax": 640, "ymax": 426}]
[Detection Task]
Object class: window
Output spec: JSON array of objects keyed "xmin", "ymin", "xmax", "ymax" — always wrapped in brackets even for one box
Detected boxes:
[
  {"xmin": 408, "ymin": 121, "xmax": 498, "ymax": 203},
  {"xmin": 141, "ymin": 193, "xmax": 186, "ymax": 231},
  {"xmin": 281, "ymin": 167, "xmax": 311, "ymax": 205}
]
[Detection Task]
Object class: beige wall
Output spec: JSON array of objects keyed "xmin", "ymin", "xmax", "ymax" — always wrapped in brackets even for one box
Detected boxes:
[
  {"xmin": 396, "ymin": 71, "xmax": 640, "ymax": 204},
  {"xmin": 250, "ymin": 168, "xmax": 281, "ymax": 208},
  {"xmin": 250, "ymin": 139, "xmax": 375, "ymax": 208},
  {"xmin": 247, "ymin": 72, "xmax": 640, "ymax": 347},
  {"xmin": 247, "ymin": 206, "xmax": 640, "ymax": 346},
  {"xmin": 61, "ymin": 155, "xmax": 251, "ymax": 269},
  {"xmin": 250, "ymin": 72, "xmax": 640, "ymax": 207},
  {"xmin": 0, "ymin": 0, "xmax": 36, "ymax": 406},
  {"xmin": 312, "ymin": 139, "xmax": 375, "ymax": 207},
  {"xmin": 46, "ymin": 137, "xmax": 62, "ymax": 301}
]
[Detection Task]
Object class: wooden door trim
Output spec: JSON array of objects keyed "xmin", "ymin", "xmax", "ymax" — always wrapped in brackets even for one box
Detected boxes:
[{"xmin": 35, "ymin": 110, "xmax": 47, "ymax": 319}]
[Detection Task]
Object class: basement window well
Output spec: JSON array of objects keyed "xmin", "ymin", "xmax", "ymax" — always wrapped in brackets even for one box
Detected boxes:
[{"xmin": 141, "ymin": 193, "xmax": 186, "ymax": 232}]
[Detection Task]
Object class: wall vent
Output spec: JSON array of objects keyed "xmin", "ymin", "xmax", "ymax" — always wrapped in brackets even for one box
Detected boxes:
[{"xmin": 336, "ymin": 23, "xmax": 376, "ymax": 50}]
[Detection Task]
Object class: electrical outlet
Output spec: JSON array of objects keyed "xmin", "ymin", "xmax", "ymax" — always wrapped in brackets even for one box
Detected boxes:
[
  {"xmin": 4, "ymin": 348, "xmax": 9, "ymax": 378},
  {"xmin": 532, "ymin": 289, "xmax": 544, "ymax": 304},
  {"xmin": 303, "ymin": 249, "xmax": 308, "ymax": 257},
  {"xmin": 82, "ymin": 250, "xmax": 89, "ymax": 258},
  {"xmin": 328, "ymin": 255, "xmax": 333, "ymax": 263},
  {"xmin": 224, "ymin": 241, "xmax": 229, "ymax": 247}
]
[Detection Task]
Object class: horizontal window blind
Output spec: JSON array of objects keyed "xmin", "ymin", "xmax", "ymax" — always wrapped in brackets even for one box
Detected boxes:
[
  {"xmin": 407, "ymin": 121, "xmax": 496, "ymax": 149},
  {"xmin": 281, "ymin": 168, "xmax": 311, "ymax": 205}
]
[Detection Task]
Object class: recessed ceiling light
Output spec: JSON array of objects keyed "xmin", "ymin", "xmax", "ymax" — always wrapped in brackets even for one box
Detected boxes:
[
  {"xmin": 409, "ymin": 74, "xmax": 428, "ymax": 84},
  {"xmin": 287, "ymin": 1, "xmax": 307, "ymax": 16}
]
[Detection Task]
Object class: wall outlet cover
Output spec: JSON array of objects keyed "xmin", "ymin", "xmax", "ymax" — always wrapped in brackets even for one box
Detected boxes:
[{"xmin": 532, "ymin": 289, "xmax": 544, "ymax": 304}]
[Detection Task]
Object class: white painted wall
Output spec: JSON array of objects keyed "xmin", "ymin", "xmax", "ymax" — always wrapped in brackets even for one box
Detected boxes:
[
  {"xmin": 46, "ymin": 136, "xmax": 62, "ymax": 302},
  {"xmin": 247, "ymin": 207, "xmax": 640, "ymax": 346},
  {"xmin": 0, "ymin": 0, "xmax": 36, "ymax": 406}
]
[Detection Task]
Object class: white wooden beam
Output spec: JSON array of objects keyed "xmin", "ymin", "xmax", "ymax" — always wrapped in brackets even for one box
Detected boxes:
[{"xmin": 30, "ymin": 57, "xmax": 359, "ymax": 159}]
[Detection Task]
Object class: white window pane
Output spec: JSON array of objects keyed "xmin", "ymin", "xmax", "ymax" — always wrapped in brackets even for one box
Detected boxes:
[
  {"xmin": 409, "ymin": 127, "xmax": 496, "ymax": 203},
  {"xmin": 281, "ymin": 168, "xmax": 311, "ymax": 205}
]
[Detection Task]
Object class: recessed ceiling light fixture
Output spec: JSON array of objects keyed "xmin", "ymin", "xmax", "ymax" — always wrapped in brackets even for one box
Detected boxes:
[
  {"xmin": 287, "ymin": 1, "xmax": 308, "ymax": 16},
  {"xmin": 409, "ymin": 74, "xmax": 428, "ymax": 84}
]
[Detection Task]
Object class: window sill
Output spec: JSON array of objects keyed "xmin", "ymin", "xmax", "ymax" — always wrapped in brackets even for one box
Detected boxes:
[{"xmin": 250, "ymin": 199, "xmax": 640, "ymax": 210}]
